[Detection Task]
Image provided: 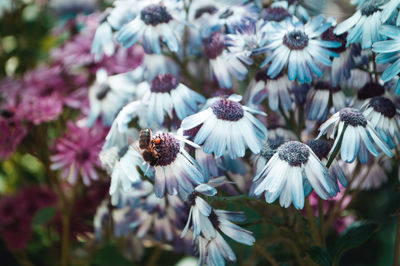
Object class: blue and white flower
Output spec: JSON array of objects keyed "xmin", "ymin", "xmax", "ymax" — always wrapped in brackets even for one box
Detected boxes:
[
  {"xmin": 136, "ymin": 73, "xmax": 205, "ymax": 126},
  {"xmin": 87, "ymin": 68, "xmax": 143, "ymax": 127},
  {"xmin": 263, "ymin": 6, "xmax": 292, "ymax": 22},
  {"xmin": 116, "ymin": 0, "xmax": 184, "ymax": 54},
  {"xmin": 212, "ymin": 2, "xmax": 259, "ymax": 33},
  {"xmin": 91, "ymin": 14, "xmax": 115, "ymax": 61},
  {"xmin": 181, "ymin": 95, "xmax": 267, "ymax": 158},
  {"xmin": 362, "ymin": 96, "xmax": 400, "ymax": 148},
  {"xmin": 334, "ymin": 0, "xmax": 387, "ymax": 49},
  {"xmin": 318, "ymin": 107, "xmax": 393, "ymax": 163},
  {"xmin": 106, "ymin": 0, "xmax": 138, "ymax": 30},
  {"xmin": 373, "ymin": 25, "xmax": 400, "ymax": 95},
  {"xmin": 380, "ymin": 0, "xmax": 400, "ymax": 26},
  {"xmin": 253, "ymin": 141, "xmax": 339, "ymax": 209},
  {"xmin": 272, "ymin": 0, "xmax": 326, "ymax": 22},
  {"xmin": 259, "ymin": 15, "xmax": 340, "ymax": 83}
]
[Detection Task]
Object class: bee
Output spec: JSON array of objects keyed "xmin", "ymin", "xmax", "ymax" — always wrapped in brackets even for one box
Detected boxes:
[{"xmin": 138, "ymin": 128, "xmax": 162, "ymax": 166}]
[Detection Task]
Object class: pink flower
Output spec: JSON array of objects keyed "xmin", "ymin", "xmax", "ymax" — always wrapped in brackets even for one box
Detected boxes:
[
  {"xmin": 51, "ymin": 121, "xmax": 106, "ymax": 186},
  {"xmin": 0, "ymin": 117, "xmax": 27, "ymax": 159}
]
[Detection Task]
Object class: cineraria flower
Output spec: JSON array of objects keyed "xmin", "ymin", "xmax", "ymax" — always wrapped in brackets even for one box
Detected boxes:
[
  {"xmin": 248, "ymin": 70, "xmax": 293, "ymax": 112},
  {"xmin": 306, "ymin": 81, "xmax": 346, "ymax": 121},
  {"xmin": 259, "ymin": 15, "xmax": 340, "ymax": 83},
  {"xmin": 306, "ymin": 139, "xmax": 348, "ymax": 187},
  {"xmin": 51, "ymin": 121, "xmax": 105, "ymax": 185},
  {"xmin": 140, "ymin": 131, "xmax": 204, "ymax": 197},
  {"xmin": 136, "ymin": 74, "xmax": 205, "ymax": 126},
  {"xmin": 181, "ymin": 95, "xmax": 267, "ymax": 158},
  {"xmin": 380, "ymin": 0, "xmax": 400, "ymax": 26},
  {"xmin": 263, "ymin": 6, "xmax": 292, "ymax": 22},
  {"xmin": 0, "ymin": 112, "xmax": 27, "ymax": 160},
  {"xmin": 106, "ymin": 0, "xmax": 137, "ymax": 30},
  {"xmin": 212, "ymin": 2, "xmax": 258, "ymax": 33},
  {"xmin": 362, "ymin": 96, "xmax": 400, "ymax": 148},
  {"xmin": 91, "ymin": 13, "xmax": 115, "ymax": 61},
  {"xmin": 116, "ymin": 0, "xmax": 183, "ymax": 54},
  {"xmin": 317, "ymin": 108, "xmax": 392, "ymax": 163},
  {"xmin": 351, "ymin": 82, "xmax": 385, "ymax": 108},
  {"xmin": 373, "ymin": 25, "xmax": 400, "ymax": 94},
  {"xmin": 272, "ymin": 0, "xmax": 326, "ymax": 22},
  {"xmin": 204, "ymin": 32, "xmax": 250, "ymax": 88},
  {"xmin": 87, "ymin": 68, "xmax": 142, "ymax": 126},
  {"xmin": 334, "ymin": 0, "xmax": 386, "ymax": 49},
  {"xmin": 321, "ymin": 27, "xmax": 360, "ymax": 87},
  {"xmin": 253, "ymin": 141, "xmax": 339, "ymax": 209}
]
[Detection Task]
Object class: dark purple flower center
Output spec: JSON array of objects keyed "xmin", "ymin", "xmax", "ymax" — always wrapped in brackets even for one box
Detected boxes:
[
  {"xmin": 255, "ymin": 69, "xmax": 283, "ymax": 82},
  {"xmin": 76, "ymin": 149, "xmax": 91, "ymax": 162},
  {"xmin": 140, "ymin": 4, "xmax": 172, "ymax": 26},
  {"xmin": 357, "ymin": 82, "xmax": 385, "ymax": 100},
  {"xmin": 306, "ymin": 139, "xmax": 330, "ymax": 160},
  {"xmin": 369, "ymin": 96, "xmax": 396, "ymax": 118},
  {"xmin": 264, "ymin": 7, "xmax": 291, "ymax": 22},
  {"xmin": 204, "ymin": 32, "xmax": 225, "ymax": 59},
  {"xmin": 260, "ymin": 142, "xmax": 276, "ymax": 161},
  {"xmin": 283, "ymin": 30, "xmax": 309, "ymax": 50},
  {"xmin": 1, "ymin": 110, "xmax": 14, "ymax": 119},
  {"xmin": 211, "ymin": 98, "xmax": 244, "ymax": 121},
  {"xmin": 150, "ymin": 74, "xmax": 179, "ymax": 93},
  {"xmin": 96, "ymin": 84, "xmax": 110, "ymax": 100},
  {"xmin": 314, "ymin": 81, "xmax": 342, "ymax": 93},
  {"xmin": 361, "ymin": 1, "xmax": 382, "ymax": 16},
  {"xmin": 278, "ymin": 141, "xmax": 310, "ymax": 166},
  {"xmin": 339, "ymin": 108, "xmax": 367, "ymax": 127},
  {"xmin": 321, "ymin": 27, "xmax": 347, "ymax": 53},
  {"xmin": 152, "ymin": 133, "xmax": 180, "ymax": 166},
  {"xmin": 195, "ymin": 5, "xmax": 218, "ymax": 19},
  {"xmin": 188, "ymin": 191, "xmax": 199, "ymax": 206}
]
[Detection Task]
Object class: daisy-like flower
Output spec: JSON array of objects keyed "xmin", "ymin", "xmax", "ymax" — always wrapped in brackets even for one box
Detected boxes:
[
  {"xmin": 212, "ymin": 2, "xmax": 259, "ymax": 33},
  {"xmin": 247, "ymin": 70, "xmax": 293, "ymax": 112},
  {"xmin": 271, "ymin": 0, "xmax": 326, "ymax": 22},
  {"xmin": 140, "ymin": 131, "xmax": 204, "ymax": 197},
  {"xmin": 259, "ymin": 15, "xmax": 340, "ymax": 83},
  {"xmin": 253, "ymin": 141, "xmax": 339, "ymax": 209},
  {"xmin": 334, "ymin": 0, "xmax": 386, "ymax": 49},
  {"xmin": 373, "ymin": 25, "xmax": 400, "ymax": 94},
  {"xmin": 51, "ymin": 121, "xmax": 105, "ymax": 186},
  {"xmin": 204, "ymin": 32, "xmax": 249, "ymax": 88},
  {"xmin": 317, "ymin": 107, "xmax": 393, "ymax": 163},
  {"xmin": 181, "ymin": 95, "xmax": 267, "ymax": 158},
  {"xmin": 380, "ymin": 0, "xmax": 400, "ymax": 26},
  {"xmin": 116, "ymin": 0, "xmax": 183, "ymax": 54},
  {"xmin": 91, "ymin": 13, "xmax": 115, "ymax": 61},
  {"xmin": 321, "ymin": 26, "xmax": 360, "ymax": 87},
  {"xmin": 263, "ymin": 6, "xmax": 292, "ymax": 22},
  {"xmin": 362, "ymin": 96, "xmax": 400, "ymax": 148},
  {"xmin": 351, "ymin": 82, "xmax": 385, "ymax": 109},
  {"xmin": 306, "ymin": 139, "xmax": 348, "ymax": 187},
  {"xmin": 136, "ymin": 74, "xmax": 205, "ymax": 126},
  {"xmin": 306, "ymin": 81, "xmax": 346, "ymax": 121},
  {"xmin": 87, "ymin": 68, "xmax": 142, "ymax": 127}
]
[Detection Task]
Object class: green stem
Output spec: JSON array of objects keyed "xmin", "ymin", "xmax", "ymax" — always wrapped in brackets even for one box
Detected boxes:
[
  {"xmin": 318, "ymin": 198, "xmax": 326, "ymax": 248},
  {"xmin": 394, "ymin": 216, "xmax": 400, "ymax": 266},
  {"xmin": 305, "ymin": 197, "xmax": 319, "ymax": 245},
  {"xmin": 146, "ymin": 245, "xmax": 163, "ymax": 266},
  {"xmin": 254, "ymin": 243, "xmax": 279, "ymax": 266}
]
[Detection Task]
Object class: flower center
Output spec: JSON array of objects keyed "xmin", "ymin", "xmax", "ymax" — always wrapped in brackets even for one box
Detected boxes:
[
  {"xmin": 1, "ymin": 110, "xmax": 14, "ymax": 119},
  {"xmin": 283, "ymin": 30, "xmax": 309, "ymax": 50},
  {"xmin": 255, "ymin": 69, "xmax": 283, "ymax": 82},
  {"xmin": 360, "ymin": 1, "xmax": 382, "ymax": 16},
  {"xmin": 75, "ymin": 149, "xmax": 91, "ymax": 162},
  {"xmin": 211, "ymin": 98, "xmax": 244, "ymax": 121},
  {"xmin": 204, "ymin": 32, "xmax": 225, "ymax": 59},
  {"xmin": 321, "ymin": 27, "xmax": 347, "ymax": 53},
  {"xmin": 264, "ymin": 7, "xmax": 291, "ymax": 22},
  {"xmin": 357, "ymin": 82, "xmax": 385, "ymax": 100},
  {"xmin": 277, "ymin": 141, "xmax": 310, "ymax": 167},
  {"xmin": 194, "ymin": 5, "xmax": 218, "ymax": 19},
  {"xmin": 314, "ymin": 81, "xmax": 341, "ymax": 93},
  {"xmin": 260, "ymin": 142, "xmax": 276, "ymax": 161},
  {"xmin": 96, "ymin": 84, "xmax": 110, "ymax": 100},
  {"xmin": 151, "ymin": 133, "xmax": 180, "ymax": 166},
  {"xmin": 369, "ymin": 96, "xmax": 396, "ymax": 118},
  {"xmin": 150, "ymin": 74, "xmax": 179, "ymax": 93},
  {"xmin": 140, "ymin": 4, "xmax": 172, "ymax": 26},
  {"xmin": 339, "ymin": 108, "xmax": 367, "ymax": 127},
  {"xmin": 306, "ymin": 139, "xmax": 330, "ymax": 160}
]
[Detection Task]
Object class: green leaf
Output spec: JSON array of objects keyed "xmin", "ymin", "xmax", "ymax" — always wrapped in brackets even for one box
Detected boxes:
[
  {"xmin": 32, "ymin": 207, "xmax": 55, "ymax": 226},
  {"xmin": 307, "ymin": 246, "xmax": 331, "ymax": 266},
  {"xmin": 333, "ymin": 220, "xmax": 380, "ymax": 265},
  {"xmin": 90, "ymin": 243, "xmax": 131, "ymax": 266}
]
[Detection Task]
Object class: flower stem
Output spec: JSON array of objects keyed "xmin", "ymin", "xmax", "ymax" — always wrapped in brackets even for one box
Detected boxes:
[
  {"xmin": 318, "ymin": 198, "xmax": 326, "ymax": 248},
  {"xmin": 394, "ymin": 215, "xmax": 400, "ymax": 266},
  {"xmin": 305, "ymin": 197, "xmax": 319, "ymax": 245},
  {"xmin": 254, "ymin": 242, "xmax": 279, "ymax": 266}
]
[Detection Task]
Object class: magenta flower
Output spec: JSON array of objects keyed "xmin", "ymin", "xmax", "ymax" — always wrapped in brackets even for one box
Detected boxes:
[{"xmin": 51, "ymin": 121, "xmax": 106, "ymax": 186}]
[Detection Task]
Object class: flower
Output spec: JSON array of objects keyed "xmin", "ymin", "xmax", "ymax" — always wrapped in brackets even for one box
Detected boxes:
[
  {"xmin": 253, "ymin": 141, "xmax": 339, "ymax": 209},
  {"xmin": 373, "ymin": 25, "xmax": 400, "ymax": 95},
  {"xmin": 140, "ymin": 131, "xmax": 204, "ymax": 198},
  {"xmin": 91, "ymin": 15, "xmax": 115, "ymax": 61},
  {"xmin": 380, "ymin": 0, "xmax": 400, "ymax": 26},
  {"xmin": 272, "ymin": 0, "xmax": 326, "ymax": 22},
  {"xmin": 136, "ymin": 73, "xmax": 205, "ymax": 126},
  {"xmin": 181, "ymin": 95, "xmax": 267, "ymax": 158},
  {"xmin": 259, "ymin": 15, "xmax": 340, "ymax": 83},
  {"xmin": 263, "ymin": 6, "xmax": 292, "ymax": 22},
  {"xmin": 306, "ymin": 139, "xmax": 348, "ymax": 187},
  {"xmin": 247, "ymin": 70, "xmax": 293, "ymax": 111},
  {"xmin": 87, "ymin": 68, "xmax": 142, "ymax": 127},
  {"xmin": 51, "ymin": 121, "xmax": 105, "ymax": 185},
  {"xmin": 306, "ymin": 81, "xmax": 346, "ymax": 121},
  {"xmin": 212, "ymin": 2, "xmax": 259, "ymax": 33},
  {"xmin": 361, "ymin": 96, "xmax": 400, "ymax": 148},
  {"xmin": 116, "ymin": 0, "xmax": 183, "ymax": 54},
  {"xmin": 351, "ymin": 82, "xmax": 385, "ymax": 108},
  {"xmin": 334, "ymin": 0, "xmax": 386, "ymax": 49},
  {"xmin": 204, "ymin": 32, "xmax": 249, "ymax": 88},
  {"xmin": 317, "ymin": 107, "xmax": 392, "ymax": 163}
]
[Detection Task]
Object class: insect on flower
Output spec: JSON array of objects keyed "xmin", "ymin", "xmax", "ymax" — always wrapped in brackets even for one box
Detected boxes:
[{"xmin": 138, "ymin": 128, "xmax": 161, "ymax": 166}]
